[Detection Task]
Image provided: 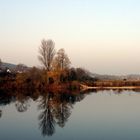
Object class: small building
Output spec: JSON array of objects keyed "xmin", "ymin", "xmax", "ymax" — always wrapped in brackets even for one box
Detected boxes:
[{"xmin": 7, "ymin": 68, "xmax": 11, "ymax": 73}]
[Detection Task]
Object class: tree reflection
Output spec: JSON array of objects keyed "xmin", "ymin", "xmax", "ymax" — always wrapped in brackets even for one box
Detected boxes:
[
  {"xmin": 0, "ymin": 110, "xmax": 2, "ymax": 118},
  {"xmin": 15, "ymin": 100, "xmax": 30, "ymax": 112},
  {"xmin": 38, "ymin": 93, "xmax": 56, "ymax": 136},
  {"xmin": 0, "ymin": 91, "xmax": 16, "ymax": 118},
  {"xmin": 15, "ymin": 94, "xmax": 30, "ymax": 113},
  {"xmin": 55, "ymin": 103, "xmax": 72, "ymax": 128},
  {"xmin": 37, "ymin": 91, "xmax": 87, "ymax": 137},
  {"xmin": 0, "ymin": 89, "xmax": 89, "ymax": 137},
  {"xmin": 54, "ymin": 93, "xmax": 73, "ymax": 128}
]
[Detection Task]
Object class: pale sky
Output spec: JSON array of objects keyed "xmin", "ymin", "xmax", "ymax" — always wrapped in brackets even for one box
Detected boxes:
[{"xmin": 0, "ymin": 0, "xmax": 140, "ymax": 75}]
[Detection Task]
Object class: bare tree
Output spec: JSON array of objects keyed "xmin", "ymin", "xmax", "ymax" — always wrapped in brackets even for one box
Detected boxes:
[
  {"xmin": 53, "ymin": 48, "xmax": 71, "ymax": 70},
  {"xmin": 38, "ymin": 39, "xmax": 55, "ymax": 71}
]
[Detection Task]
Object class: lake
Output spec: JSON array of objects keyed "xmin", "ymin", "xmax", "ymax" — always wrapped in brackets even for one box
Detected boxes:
[{"xmin": 0, "ymin": 90, "xmax": 140, "ymax": 140}]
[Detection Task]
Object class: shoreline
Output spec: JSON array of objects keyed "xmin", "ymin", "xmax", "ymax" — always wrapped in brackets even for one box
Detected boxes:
[{"xmin": 80, "ymin": 84, "xmax": 140, "ymax": 90}]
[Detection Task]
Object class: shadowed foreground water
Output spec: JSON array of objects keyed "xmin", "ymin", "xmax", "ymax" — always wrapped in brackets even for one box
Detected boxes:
[{"xmin": 0, "ymin": 90, "xmax": 140, "ymax": 140}]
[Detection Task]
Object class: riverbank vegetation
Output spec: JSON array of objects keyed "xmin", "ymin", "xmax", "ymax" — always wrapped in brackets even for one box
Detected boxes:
[
  {"xmin": 1, "ymin": 38, "xmax": 140, "ymax": 92},
  {"xmin": 0, "ymin": 39, "xmax": 95, "ymax": 91}
]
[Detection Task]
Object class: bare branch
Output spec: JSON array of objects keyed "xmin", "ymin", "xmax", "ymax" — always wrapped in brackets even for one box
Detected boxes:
[
  {"xmin": 53, "ymin": 48, "xmax": 71, "ymax": 70},
  {"xmin": 38, "ymin": 39, "xmax": 55, "ymax": 71}
]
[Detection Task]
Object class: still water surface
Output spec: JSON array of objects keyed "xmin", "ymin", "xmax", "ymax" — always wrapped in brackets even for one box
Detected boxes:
[{"xmin": 0, "ymin": 90, "xmax": 140, "ymax": 140}]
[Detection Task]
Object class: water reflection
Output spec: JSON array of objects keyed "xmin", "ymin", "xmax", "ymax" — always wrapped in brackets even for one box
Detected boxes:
[
  {"xmin": 37, "ymin": 91, "xmax": 88, "ymax": 137},
  {"xmin": 0, "ymin": 91, "xmax": 16, "ymax": 119},
  {"xmin": 38, "ymin": 93, "xmax": 56, "ymax": 136},
  {"xmin": 55, "ymin": 94, "xmax": 72, "ymax": 128},
  {"xmin": 1, "ymin": 89, "xmax": 138, "ymax": 138},
  {"xmin": 15, "ymin": 94, "xmax": 31, "ymax": 113},
  {"xmin": 0, "ymin": 89, "xmax": 89, "ymax": 137},
  {"xmin": 0, "ymin": 110, "xmax": 2, "ymax": 118}
]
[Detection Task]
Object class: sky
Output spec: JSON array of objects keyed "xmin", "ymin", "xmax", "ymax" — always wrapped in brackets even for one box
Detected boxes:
[{"xmin": 0, "ymin": 0, "xmax": 140, "ymax": 75}]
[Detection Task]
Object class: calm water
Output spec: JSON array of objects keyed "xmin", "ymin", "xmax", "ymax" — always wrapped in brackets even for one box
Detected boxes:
[{"xmin": 0, "ymin": 90, "xmax": 140, "ymax": 140}]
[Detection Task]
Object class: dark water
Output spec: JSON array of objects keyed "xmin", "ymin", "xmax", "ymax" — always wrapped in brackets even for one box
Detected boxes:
[{"xmin": 0, "ymin": 90, "xmax": 140, "ymax": 140}]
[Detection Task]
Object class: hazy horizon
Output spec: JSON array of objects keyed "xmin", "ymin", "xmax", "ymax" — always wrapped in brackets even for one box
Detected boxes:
[{"xmin": 1, "ymin": 0, "xmax": 140, "ymax": 75}]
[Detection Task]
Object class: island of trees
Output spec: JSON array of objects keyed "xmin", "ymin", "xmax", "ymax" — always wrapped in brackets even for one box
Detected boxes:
[
  {"xmin": 1, "ymin": 38, "xmax": 140, "ymax": 92},
  {"xmin": 0, "ymin": 39, "xmax": 95, "ymax": 92}
]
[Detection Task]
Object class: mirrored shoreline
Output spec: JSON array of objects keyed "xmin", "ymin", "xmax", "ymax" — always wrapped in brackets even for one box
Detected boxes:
[{"xmin": 0, "ymin": 89, "xmax": 140, "ymax": 140}]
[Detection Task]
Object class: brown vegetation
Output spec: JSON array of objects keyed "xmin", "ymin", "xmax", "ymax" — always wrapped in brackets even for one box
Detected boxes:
[
  {"xmin": 81, "ymin": 80, "xmax": 140, "ymax": 91},
  {"xmin": 92, "ymin": 80, "xmax": 140, "ymax": 87},
  {"xmin": 1, "ymin": 38, "xmax": 139, "ymax": 92}
]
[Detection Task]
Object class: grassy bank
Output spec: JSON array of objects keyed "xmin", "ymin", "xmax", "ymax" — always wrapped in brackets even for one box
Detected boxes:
[{"xmin": 81, "ymin": 80, "xmax": 140, "ymax": 90}]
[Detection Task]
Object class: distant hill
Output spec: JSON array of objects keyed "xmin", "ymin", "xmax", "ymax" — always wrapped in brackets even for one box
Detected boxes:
[
  {"xmin": 1, "ymin": 62, "xmax": 29, "ymax": 72},
  {"xmin": 1, "ymin": 62, "xmax": 140, "ymax": 80},
  {"xmin": 1, "ymin": 62, "xmax": 17, "ymax": 70},
  {"xmin": 90, "ymin": 73, "xmax": 140, "ymax": 81},
  {"xmin": 126, "ymin": 74, "xmax": 140, "ymax": 80}
]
